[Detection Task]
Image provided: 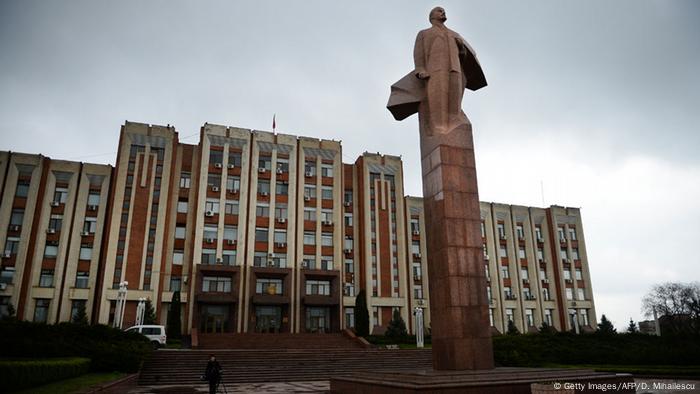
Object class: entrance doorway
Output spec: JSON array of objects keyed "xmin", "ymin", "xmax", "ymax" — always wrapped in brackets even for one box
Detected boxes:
[
  {"xmin": 306, "ymin": 307, "xmax": 330, "ymax": 333},
  {"xmin": 255, "ymin": 306, "xmax": 282, "ymax": 333},
  {"xmin": 200, "ymin": 304, "xmax": 230, "ymax": 333}
]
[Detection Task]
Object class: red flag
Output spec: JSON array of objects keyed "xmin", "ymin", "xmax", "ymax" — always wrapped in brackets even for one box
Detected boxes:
[{"xmin": 272, "ymin": 114, "xmax": 276, "ymax": 131}]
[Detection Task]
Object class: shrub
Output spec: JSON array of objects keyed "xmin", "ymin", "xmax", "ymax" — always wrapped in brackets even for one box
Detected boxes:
[
  {"xmin": 0, "ymin": 357, "xmax": 90, "ymax": 391},
  {"xmin": 385, "ymin": 309, "xmax": 408, "ymax": 339},
  {"xmin": 167, "ymin": 291, "xmax": 182, "ymax": 340},
  {"xmin": 0, "ymin": 320, "xmax": 151, "ymax": 373}
]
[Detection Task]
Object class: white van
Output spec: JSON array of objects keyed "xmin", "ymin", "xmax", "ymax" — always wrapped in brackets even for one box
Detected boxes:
[{"xmin": 125, "ymin": 325, "xmax": 167, "ymax": 348}]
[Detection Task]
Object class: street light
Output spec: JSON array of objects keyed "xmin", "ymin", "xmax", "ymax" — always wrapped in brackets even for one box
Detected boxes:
[
  {"xmin": 414, "ymin": 299, "xmax": 425, "ymax": 348},
  {"xmin": 114, "ymin": 281, "xmax": 128, "ymax": 329}
]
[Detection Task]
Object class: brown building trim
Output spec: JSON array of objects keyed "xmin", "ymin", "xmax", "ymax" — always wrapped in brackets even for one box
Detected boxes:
[
  {"xmin": 0, "ymin": 152, "xmax": 11, "ymax": 212},
  {"xmin": 17, "ymin": 157, "xmax": 51, "ymax": 319}
]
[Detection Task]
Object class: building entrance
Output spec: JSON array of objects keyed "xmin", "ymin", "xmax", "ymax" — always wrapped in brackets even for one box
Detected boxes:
[
  {"xmin": 200, "ymin": 304, "xmax": 229, "ymax": 333},
  {"xmin": 306, "ymin": 307, "xmax": 330, "ymax": 333},
  {"xmin": 255, "ymin": 306, "xmax": 282, "ymax": 333}
]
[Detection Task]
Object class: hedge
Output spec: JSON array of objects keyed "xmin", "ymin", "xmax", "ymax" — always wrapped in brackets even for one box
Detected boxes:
[
  {"xmin": 0, "ymin": 357, "xmax": 90, "ymax": 392},
  {"xmin": 0, "ymin": 320, "xmax": 151, "ymax": 373}
]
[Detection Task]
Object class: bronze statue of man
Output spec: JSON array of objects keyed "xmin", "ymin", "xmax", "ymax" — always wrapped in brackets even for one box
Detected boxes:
[{"xmin": 387, "ymin": 7, "xmax": 493, "ymax": 371}]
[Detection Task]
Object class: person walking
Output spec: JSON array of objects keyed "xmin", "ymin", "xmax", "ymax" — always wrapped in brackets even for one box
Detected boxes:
[{"xmin": 204, "ymin": 354, "xmax": 222, "ymax": 394}]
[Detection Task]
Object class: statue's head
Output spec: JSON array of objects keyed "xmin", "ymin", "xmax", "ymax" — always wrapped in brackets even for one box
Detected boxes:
[{"xmin": 429, "ymin": 7, "xmax": 447, "ymax": 24}]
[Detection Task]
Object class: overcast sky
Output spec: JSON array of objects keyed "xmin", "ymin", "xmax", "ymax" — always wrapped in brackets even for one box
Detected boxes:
[{"xmin": 1, "ymin": 0, "xmax": 698, "ymax": 330}]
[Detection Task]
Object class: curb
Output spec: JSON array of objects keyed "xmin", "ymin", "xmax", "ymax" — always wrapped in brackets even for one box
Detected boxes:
[{"xmin": 81, "ymin": 373, "xmax": 139, "ymax": 393}]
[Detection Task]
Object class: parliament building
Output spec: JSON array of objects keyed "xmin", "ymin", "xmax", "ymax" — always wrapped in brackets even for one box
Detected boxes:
[{"xmin": 0, "ymin": 121, "xmax": 597, "ymax": 336}]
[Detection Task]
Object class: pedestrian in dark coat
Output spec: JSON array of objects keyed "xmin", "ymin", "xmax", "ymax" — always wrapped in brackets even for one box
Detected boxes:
[{"xmin": 204, "ymin": 354, "xmax": 222, "ymax": 394}]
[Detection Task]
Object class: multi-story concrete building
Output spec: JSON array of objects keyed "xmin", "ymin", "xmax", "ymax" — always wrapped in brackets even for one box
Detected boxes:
[{"xmin": 0, "ymin": 121, "xmax": 597, "ymax": 335}]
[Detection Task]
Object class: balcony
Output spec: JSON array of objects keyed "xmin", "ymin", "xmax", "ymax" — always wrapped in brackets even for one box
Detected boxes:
[
  {"xmin": 303, "ymin": 293, "xmax": 339, "ymax": 306},
  {"xmin": 251, "ymin": 293, "xmax": 290, "ymax": 305}
]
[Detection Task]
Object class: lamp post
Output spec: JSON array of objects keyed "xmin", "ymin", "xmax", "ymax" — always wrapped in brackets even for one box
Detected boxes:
[
  {"xmin": 570, "ymin": 310, "xmax": 580, "ymax": 334},
  {"xmin": 114, "ymin": 281, "xmax": 128, "ymax": 329},
  {"xmin": 135, "ymin": 297, "xmax": 146, "ymax": 326}
]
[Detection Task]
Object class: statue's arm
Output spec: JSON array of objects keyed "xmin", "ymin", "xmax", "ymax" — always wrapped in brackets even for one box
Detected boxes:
[{"xmin": 413, "ymin": 31, "xmax": 429, "ymax": 79}]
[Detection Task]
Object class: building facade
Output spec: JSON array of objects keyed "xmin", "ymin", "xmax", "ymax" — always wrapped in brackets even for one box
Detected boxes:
[{"xmin": 0, "ymin": 121, "xmax": 597, "ymax": 335}]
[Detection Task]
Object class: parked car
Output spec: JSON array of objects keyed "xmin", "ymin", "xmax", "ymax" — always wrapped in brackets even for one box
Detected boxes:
[{"xmin": 125, "ymin": 325, "xmax": 167, "ymax": 348}]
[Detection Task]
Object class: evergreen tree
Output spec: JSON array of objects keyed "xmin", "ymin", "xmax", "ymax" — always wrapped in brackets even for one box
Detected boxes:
[
  {"xmin": 596, "ymin": 314, "xmax": 617, "ymax": 334},
  {"xmin": 385, "ymin": 309, "xmax": 408, "ymax": 339},
  {"xmin": 507, "ymin": 320, "xmax": 520, "ymax": 335},
  {"xmin": 71, "ymin": 303, "xmax": 88, "ymax": 325},
  {"xmin": 355, "ymin": 290, "xmax": 370, "ymax": 337},
  {"xmin": 627, "ymin": 318, "xmax": 638, "ymax": 334},
  {"xmin": 2, "ymin": 302, "xmax": 16, "ymax": 321},
  {"xmin": 166, "ymin": 291, "xmax": 182, "ymax": 340},
  {"xmin": 143, "ymin": 298, "xmax": 157, "ymax": 325}
]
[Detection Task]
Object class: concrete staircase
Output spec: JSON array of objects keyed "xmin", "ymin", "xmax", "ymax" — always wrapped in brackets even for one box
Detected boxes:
[
  {"xmin": 139, "ymin": 348, "xmax": 433, "ymax": 385},
  {"xmin": 196, "ymin": 332, "xmax": 366, "ymax": 350}
]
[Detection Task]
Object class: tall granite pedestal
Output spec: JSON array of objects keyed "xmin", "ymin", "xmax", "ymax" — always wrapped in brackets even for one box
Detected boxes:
[{"xmin": 419, "ymin": 123, "xmax": 493, "ymax": 370}]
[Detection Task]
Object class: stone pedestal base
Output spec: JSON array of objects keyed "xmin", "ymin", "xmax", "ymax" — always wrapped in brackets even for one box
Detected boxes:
[{"xmin": 330, "ymin": 368, "xmax": 634, "ymax": 393}]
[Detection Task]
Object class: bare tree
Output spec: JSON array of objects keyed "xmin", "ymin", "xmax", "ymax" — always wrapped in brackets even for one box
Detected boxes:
[{"xmin": 642, "ymin": 282, "xmax": 700, "ymax": 336}]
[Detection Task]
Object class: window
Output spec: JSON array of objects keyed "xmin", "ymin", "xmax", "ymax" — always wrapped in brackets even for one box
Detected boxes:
[
  {"xmin": 489, "ymin": 308, "xmax": 494, "ymax": 326},
  {"xmin": 0, "ymin": 267, "xmax": 15, "ymax": 284},
  {"xmin": 303, "ymin": 231, "xmax": 315, "ymax": 245},
  {"xmin": 173, "ymin": 250, "xmax": 184, "ymax": 265},
  {"xmin": 320, "ymin": 164, "xmax": 333, "ymax": 178},
  {"xmin": 83, "ymin": 217, "xmax": 97, "ymax": 234},
  {"xmin": 10, "ymin": 209, "xmax": 24, "ymax": 226},
  {"xmin": 202, "ymin": 276, "xmax": 231, "ymax": 292},
  {"xmin": 304, "ymin": 184, "xmax": 316, "ymax": 199},
  {"xmin": 207, "ymin": 174, "xmax": 221, "ymax": 188},
  {"xmin": 39, "ymin": 269, "xmax": 54, "ymax": 287},
  {"xmin": 276, "ymin": 181, "xmax": 288, "ymax": 195},
  {"xmin": 256, "ymin": 203, "xmax": 269, "ymax": 217},
  {"xmin": 75, "ymin": 271, "xmax": 89, "ymax": 288},
  {"xmin": 516, "ymin": 225, "xmax": 524, "ymax": 239},
  {"xmin": 304, "ymin": 160, "xmax": 316, "ymax": 176},
  {"xmin": 209, "ymin": 149, "xmax": 223, "ymax": 165},
  {"xmin": 87, "ymin": 192, "xmax": 100, "ymax": 206},
  {"xmin": 225, "ymin": 200, "xmax": 239, "ymax": 215},
  {"xmin": 344, "ymin": 190, "xmax": 353, "ymax": 205},
  {"xmin": 226, "ymin": 176, "xmax": 240, "ymax": 193},
  {"xmin": 253, "ymin": 252, "xmax": 268, "ymax": 267},
  {"xmin": 579, "ymin": 309, "xmax": 589, "ymax": 326},
  {"xmin": 518, "ymin": 247, "xmax": 526, "ymax": 259},
  {"xmin": 412, "ymin": 241, "xmax": 420, "ymax": 255},
  {"xmin": 205, "ymin": 198, "xmax": 220, "ymax": 214},
  {"xmin": 577, "ymin": 288, "xmax": 585, "ymax": 301},
  {"xmin": 16, "ymin": 180, "xmax": 30, "ymax": 197},
  {"xmin": 175, "ymin": 226, "xmax": 186, "ymax": 239},
  {"xmin": 34, "ymin": 299, "xmax": 50, "ymax": 323},
  {"xmin": 542, "ymin": 288, "xmax": 550, "ymax": 301},
  {"xmin": 303, "ymin": 208, "xmax": 316, "ymax": 221},
  {"xmin": 303, "ymin": 255, "xmax": 316, "ymax": 269},
  {"xmin": 201, "ymin": 249, "xmax": 216, "ymax": 265},
  {"xmin": 271, "ymin": 253, "xmax": 286, "ymax": 268},
  {"xmin": 276, "ymin": 158, "xmax": 289, "ymax": 173},
  {"xmin": 345, "ymin": 307, "xmax": 355, "ymax": 328},
  {"xmin": 568, "ymin": 228, "xmax": 577, "ymax": 241},
  {"xmin": 526, "ymin": 309, "xmax": 535, "ymax": 326},
  {"xmin": 228, "ymin": 151, "xmax": 242, "ymax": 167},
  {"xmin": 539, "ymin": 268, "xmax": 546, "ymax": 280},
  {"xmin": 80, "ymin": 245, "xmax": 93, "ymax": 260},
  {"xmin": 258, "ymin": 180, "xmax": 270, "ymax": 194},
  {"xmin": 535, "ymin": 226, "xmax": 543, "ymax": 240},
  {"xmin": 4, "ymin": 237, "xmax": 20, "ymax": 255},
  {"xmin": 255, "ymin": 227, "xmax": 268, "ymax": 243},
  {"xmin": 321, "ymin": 232, "xmax": 333, "ymax": 247},
  {"xmin": 177, "ymin": 201, "xmax": 188, "ymax": 213},
  {"xmin": 344, "ymin": 237, "xmax": 353, "ymax": 250},
  {"xmin": 523, "ymin": 287, "xmax": 532, "ymax": 300},
  {"xmin": 320, "ymin": 256, "xmax": 333, "ymax": 270},
  {"xmin": 47, "ymin": 213, "xmax": 62, "ymax": 232},
  {"xmin": 170, "ymin": 277, "xmax": 182, "ymax": 292},
  {"xmin": 563, "ymin": 269, "xmax": 571, "ymax": 280},
  {"xmin": 566, "ymin": 288, "xmax": 573, "ymax": 300},
  {"xmin": 204, "ymin": 225, "xmax": 218, "ymax": 240},
  {"xmin": 537, "ymin": 248, "xmax": 544, "ymax": 261},
  {"xmin": 69, "ymin": 300, "xmax": 86, "ymax": 322},
  {"xmin": 480, "ymin": 221, "xmax": 486, "ymax": 237},
  {"xmin": 258, "ymin": 155, "xmax": 272, "ymax": 171},
  {"xmin": 222, "ymin": 250, "xmax": 236, "ymax": 265},
  {"xmin": 306, "ymin": 280, "xmax": 331, "ymax": 295},
  {"xmin": 499, "ymin": 245, "xmax": 507, "ymax": 258},
  {"xmin": 344, "ymin": 259, "xmax": 354, "ymax": 274},
  {"xmin": 572, "ymin": 248, "xmax": 580, "ymax": 260},
  {"xmin": 497, "ymin": 223, "xmax": 505, "ymax": 238},
  {"xmin": 53, "ymin": 187, "xmax": 68, "ymax": 204},
  {"xmin": 505, "ymin": 308, "xmax": 514, "ymax": 322},
  {"xmin": 344, "ymin": 213, "xmax": 353, "ymax": 227},
  {"xmin": 179, "ymin": 172, "xmax": 191, "ymax": 188},
  {"xmin": 275, "ymin": 204, "xmax": 288, "ymax": 220},
  {"xmin": 521, "ymin": 268, "xmax": 529, "ymax": 279},
  {"xmin": 560, "ymin": 248, "xmax": 568, "ymax": 260},
  {"xmin": 499, "ymin": 266, "xmax": 511, "ymax": 282},
  {"xmin": 274, "ymin": 230, "xmax": 286, "ymax": 244},
  {"xmin": 321, "ymin": 209, "xmax": 333, "ymax": 223},
  {"xmin": 544, "ymin": 309, "xmax": 553, "ymax": 326},
  {"xmin": 256, "ymin": 278, "xmax": 283, "ymax": 295},
  {"xmin": 558, "ymin": 227, "xmax": 566, "ymax": 241},
  {"xmin": 413, "ymin": 285, "xmax": 423, "ymax": 299},
  {"xmin": 224, "ymin": 226, "xmax": 237, "ymax": 242},
  {"xmin": 321, "ymin": 186, "xmax": 333, "ymax": 200},
  {"xmin": 44, "ymin": 244, "xmax": 58, "ymax": 258}
]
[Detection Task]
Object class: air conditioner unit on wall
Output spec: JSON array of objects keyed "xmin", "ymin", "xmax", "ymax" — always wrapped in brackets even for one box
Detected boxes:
[
  {"xmin": 205, "ymin": 211, "xmax": 214, "ymax": 217},
  {"xmin": 80, "ymin": 231, "xmax": 90, "ymax": 236},
  {"xmin": 304, "ymin": 196, "xmax": 311, "ymax": 201},
  {"xmin": 50, "ymin": 201, "xmax": 60, "ymax": 207},
  {"xmin": 2, "ymin": 252, "xmax": 11, "ymax": 259},
  {"xmin": 214, "ymin": 163, "xmax": 223, "ymax": 168},
  {"xmin": 344, "ymin": 248, "xmax": 352, "ymax": 254},
  {"xmin": 227, "ymin": 164, "xmax": 235, "ymax": 169},
  {"xmin": 260, "ymin": 191, "xmax": 269, "ymax": 196},
  {"xmin": 276, "ymin": 169, "xmax": 283, "ymax": 174},
  {"xmin": 88, "ymin": 205, "xmax": 98, "ymax": 211},
  {"xmin": 259, "ymin": 168, "xmax": 267, "ymax": 173},
  {"xmin": 227, "ymin": 239, "xmax": 236, "ymax": 245},
  {"xmin": 46, "ymin": 228, "xmax": 56, "ymax": 234},
  {"xmin": 344, "ymin": 201, "xmax": 351, "ymax": 207},
  {"xmin": 322, "ymin": 221, "xmax": 333, "ymax": 226},
  {"xmin": 0, "ymin": 283, "xmax": 6, "ymax": 290},
  {"xmin": 9, "ymin": 225, "xmax": 20, "ymax": 232},
  {"xmin": 305, "ymin": 171, "xmax": 313, "ymax": 177},
  {"xmin": 277, "ymin": 218, "xmax": 287, "ymax": 224}
]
